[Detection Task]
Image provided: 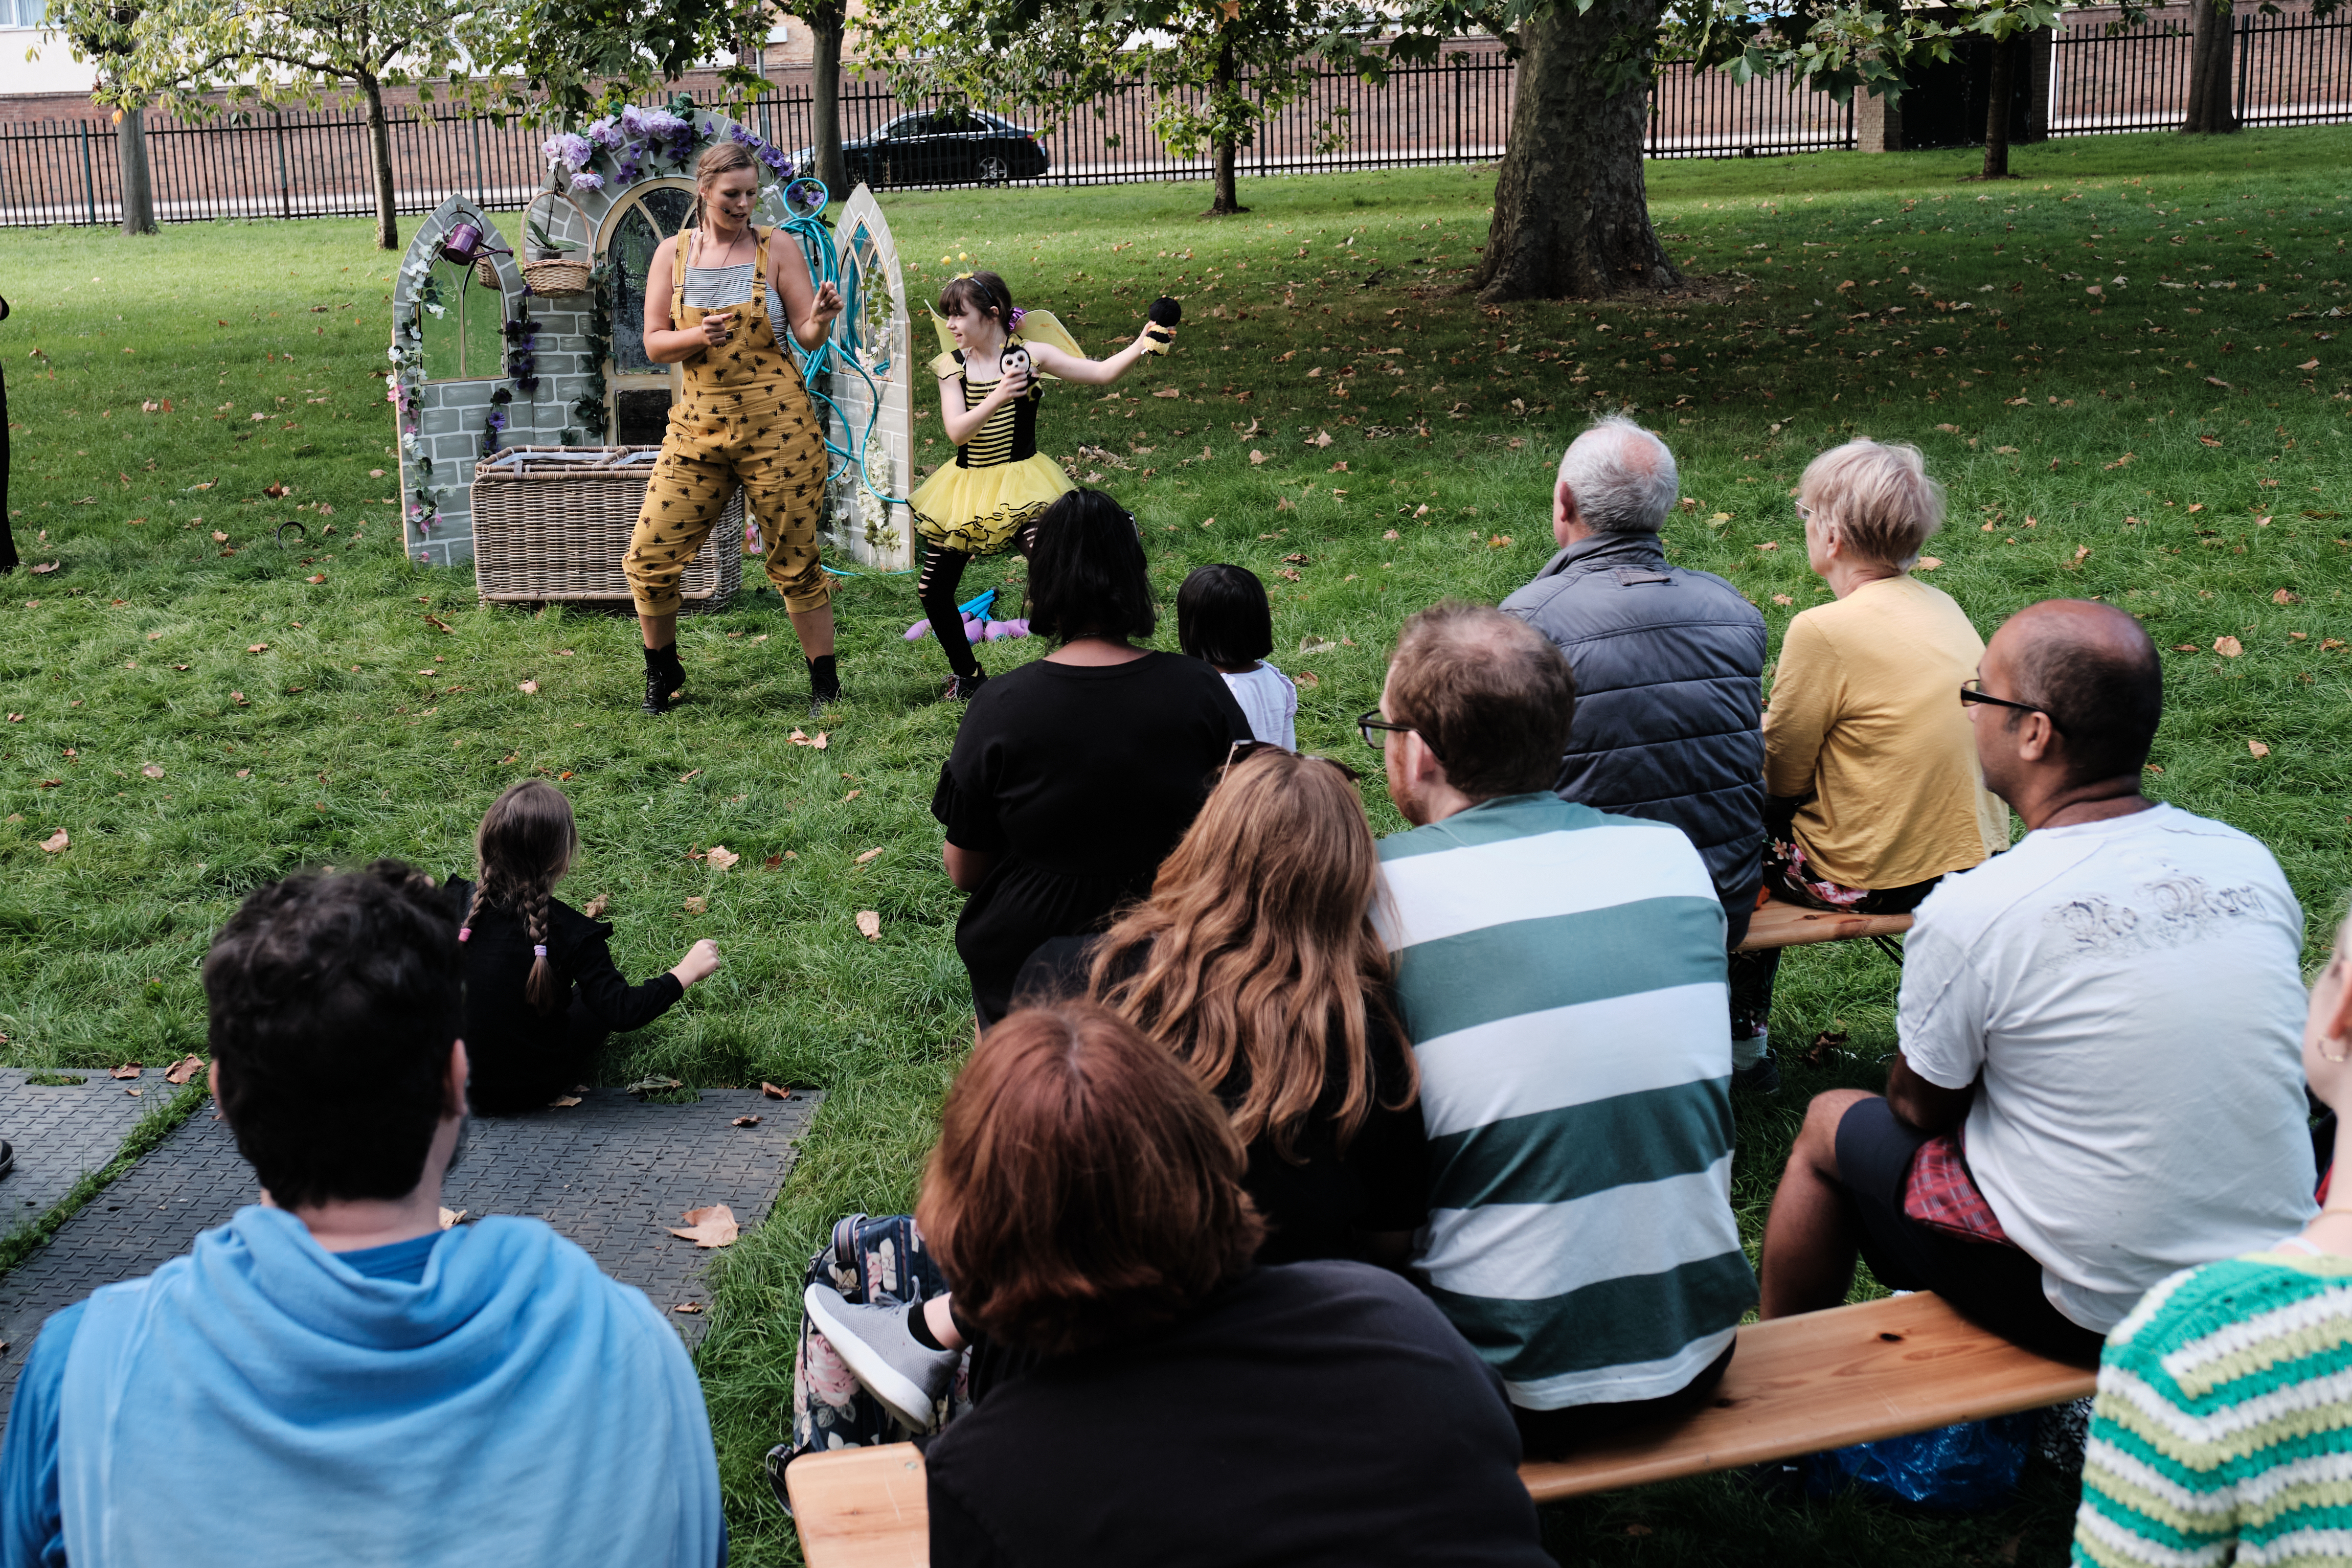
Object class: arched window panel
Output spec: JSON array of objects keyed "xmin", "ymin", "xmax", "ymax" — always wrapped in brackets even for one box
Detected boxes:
[
  {"xmin": 417, "ymin": 254, "xmax": 509, "ymax": 382},
  {"xmin": 603, "ymin": 181, "xmax": 698, "ymax": 445}
]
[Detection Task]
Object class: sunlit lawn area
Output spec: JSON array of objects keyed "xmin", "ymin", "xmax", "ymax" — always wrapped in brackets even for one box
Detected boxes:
[{"xmin": 0, "ymin": 122, "xmax": 2346, "ymax": 1564}]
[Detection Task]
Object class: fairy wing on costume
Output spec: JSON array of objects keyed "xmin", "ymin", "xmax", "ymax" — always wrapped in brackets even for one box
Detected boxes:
[{"xmin": 925, "ymin": 306, "xmax": 1084, "ymax": 381}]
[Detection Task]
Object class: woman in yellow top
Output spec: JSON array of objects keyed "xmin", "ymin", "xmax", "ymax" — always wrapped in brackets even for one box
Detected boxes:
[
  {"xmin": 622, "ymin": 143, "xmax": 844, "ymax": 718},
  {"xmin": 910, "ymin": 270, "xmax": 1167, "ymax": 699},
  {"xmin": 1727, "ymin": 438, "xmax": 2009, "ymax": 1090}
]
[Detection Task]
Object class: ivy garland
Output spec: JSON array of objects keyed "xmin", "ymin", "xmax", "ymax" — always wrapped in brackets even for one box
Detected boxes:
[
  {"xmin": 483, "ymin": 299, "xmax": 541, "ymax": 457},
  {"xmin": 569, "ymin": 258, "xmax": 615, "ymax": 442},
  {"xmin": 388, "ymin": 251, "xmax": 446, "ymax": 543}
]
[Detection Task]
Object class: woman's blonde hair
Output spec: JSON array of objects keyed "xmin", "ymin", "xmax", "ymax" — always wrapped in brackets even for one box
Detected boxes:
[
  {"xmin": 1087, "ymin": 747, "xmax": 1414, "ymax": 1160},
  {"xmin": 1800, "ymin": 437, "xmax": 1945, "ymax": 567},
  {"xmin": 691, "ymin": 142, "xmax": 760, "ymax": 235}
]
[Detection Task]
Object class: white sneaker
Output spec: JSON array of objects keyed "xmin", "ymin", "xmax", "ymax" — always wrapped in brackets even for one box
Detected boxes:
[{"xmin": 802, "ymin": 1283, "xmax": 959, "ymax": 1433}]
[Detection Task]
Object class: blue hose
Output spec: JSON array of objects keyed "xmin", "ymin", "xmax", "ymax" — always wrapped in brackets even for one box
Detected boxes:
[{"xmin": 775, "ymin": 177, "xmax": 910, "ymax": 539}]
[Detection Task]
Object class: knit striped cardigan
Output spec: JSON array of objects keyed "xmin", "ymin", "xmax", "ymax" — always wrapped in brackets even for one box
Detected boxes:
[{"xmin": 2074, "ymin": 1247, "xmax": 2352, "ymax": 1568}]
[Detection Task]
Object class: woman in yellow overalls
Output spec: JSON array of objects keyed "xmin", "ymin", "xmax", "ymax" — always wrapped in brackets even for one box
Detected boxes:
[{"xmin": 624, "ymin": 142, "xmax": 843, "ymax": 716}]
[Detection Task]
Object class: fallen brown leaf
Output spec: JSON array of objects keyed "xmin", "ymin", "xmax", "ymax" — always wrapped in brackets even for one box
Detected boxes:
[
  {"xmin": 668, "ymin": 1204, "xmax": 739, "ymax": 1248},
  {"xmin": 732, "ymin": 1115, "xmax": 762, "ymax": 1127},
  {"xmin": 1296, "ymin": 670, "xmax": 1321, "ymax": 689},
  {"xmin": 2248, "ymin": 739, "xmax": 2271, "ymax": 758},
  {"xmin": 2172, "ymin": 643, "xmax": 2201, "ymax": 653},
  {"xmin": 38, "ymin": 829, "xmax": 68, "ymax": 853},
  {"xmin": 438, "ymin": 1207, "xmax": 467, "ymax": 1230},
  {"xmin": 706, "ymin": 845, "xmax": 740, "ymax": 871},
  {"xmin": 2273, "ymin": 588, "xmax": 2299, "ymax": 605},
  {"xmin": 679, "ymin": 768, "xmax": 702, "ymax": 783},
  {"xmin": 140, "ymin": 764, "xmax": 163, "ymax": 779},
  {"xmin": 761, "ymin": 1082, "xmax": 791, "ymax": 1099},
  {"xmin": 2215, "ymin": 636, "xmax": 2244, "ymax": 657},
  {"xmin": 855, "ymin": 847, "xmax": 884, "ymax": 863},
  {"xmin": 109, "ymin": 1062, "xmax": 142, "ymax": 1079},
  {"xmin": 2298, "ymin": 358, "xmax": 2321, "ymax": 371},
  {"xmin": 518, "ymin": 679, "xmax": 540, "ymax": 695},
  {"xmin": 547, "ymin": 1094, "xmax": 582, "ymax": 1108},
  {"xmin": 683, "ymin": 896, "xmax": 707, "ymax": 914},
  {"xmin": 855, "ymin": 910, "xmax": 881, "ymax": 941},
  {"xmin": 246, "ymin": 643, "xmax": 269, "ymax": 654},
  {"xmin": 582, "ymin": 893, "xmax": 609, "ymax": 918},
  {"xmin": 672, "ymin": 1302, "xmax": 704, "ymax": 1314},
  {"xmin": 1917, "ymin": 556, "xmax": 1944, "ymax": 571},
  {"xmin": 1772, "ymin": 594, "xmax": 1793, "ymax": 606},
  {"xmin": 764, "ymin": 854, "xmax": 783, "ymax": 870},
  {"xmin": 626, "ymin": 1076, "xmax": 684, "ymax": 1095},
  {"xmin": 124, "ymin": 1086, "xmax": 142, "ymax": 1097},
  {"xmin": 787, "ymin": 729, "xmax": 829, "ymax": 749}
]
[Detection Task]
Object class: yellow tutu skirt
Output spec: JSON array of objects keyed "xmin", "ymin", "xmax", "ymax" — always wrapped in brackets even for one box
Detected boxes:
[{"xmin": 909, "ymin": 453, "xmax": 1074, "ymax": 556}]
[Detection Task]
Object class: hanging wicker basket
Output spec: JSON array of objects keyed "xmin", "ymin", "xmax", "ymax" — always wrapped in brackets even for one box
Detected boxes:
[
  {"xmin": 472, "ymin": 254, "xmax": 502, "ymax": 290},
  {"xmin": 518, "ymin": 188, "xmax": 595, "ymax": 297}
]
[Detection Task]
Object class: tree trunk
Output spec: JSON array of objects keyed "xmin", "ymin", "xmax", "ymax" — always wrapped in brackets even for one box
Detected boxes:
[
  {"xmin": 1201, "ymin": 38, "xmax": 1246, "ymax": 216},
  {"xmin": 811, "ymin": 0, "xmax": 848, "ymax": 201},
  {"xmin": 116, "ymin": 101, "xmax": 155, "ymax": 235},
  {"xmin": 2182, "ymin": 0, "xmax": 2237, "ymax": 134},
  {"xmin": 1477, "ymin": 0, "xmax": 1676, "ymax": 303},
  {"xmin": 1980, "ymin": 34, "xmax": 2015, "ymax": 179},
  {"xmin": 360, "ymin": 73, "xmax": 397, "ymax": 249}
]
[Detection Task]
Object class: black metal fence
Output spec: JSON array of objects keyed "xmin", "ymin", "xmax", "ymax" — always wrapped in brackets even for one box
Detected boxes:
[
  {"xmin": 2052, "ymin": 7, "xmax": 2352, "ymax": 134},
  {"xmin": 1, "ymin": 8, "xmax": 2345, "ymax": 228}
]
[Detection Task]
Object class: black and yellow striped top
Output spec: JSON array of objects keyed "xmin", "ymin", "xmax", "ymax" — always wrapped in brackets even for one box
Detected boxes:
[{"xmin": 943, "ymin": 352, "xmax": 1042, "ymax": 470}]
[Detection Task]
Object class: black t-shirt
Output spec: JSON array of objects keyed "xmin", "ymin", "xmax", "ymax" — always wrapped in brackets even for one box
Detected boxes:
[
  {"xmin": 931, "ymin": 651, "xmax": 1252, "ymax": 1025},
  {"xmin": 443, "ymin": 879, "xmax": 683, "ymax": 1108},
  {"xmin": 1016, "ymin": 935, "xmax": 1428, "ymax": 1265},
  {"xmin": 924, "ymin": 1262, "xmax": 1551, "ymax": 1568}
]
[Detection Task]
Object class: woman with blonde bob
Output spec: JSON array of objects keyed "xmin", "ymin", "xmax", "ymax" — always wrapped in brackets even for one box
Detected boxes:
[
  {"xmin": 1728, "ymin": 438, "xmax": 2009, "ymax": 1087},
  {"xmin": 911, "ymin": 1004, "xmax": 1548, "ymax": 1568}
]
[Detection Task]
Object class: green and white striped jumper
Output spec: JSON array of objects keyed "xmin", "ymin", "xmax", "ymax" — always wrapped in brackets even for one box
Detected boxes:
[
  {"xmin": 2074, "ymin": 1245, "xmax": 2352, "ymax": 1568},
  {"xmin": 1374, "ymin": 793, "xmax": 1757, "ymax": 1410}
]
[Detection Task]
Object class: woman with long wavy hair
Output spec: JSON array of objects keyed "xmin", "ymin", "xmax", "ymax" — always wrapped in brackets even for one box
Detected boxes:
[
  {"xmin": 1071, "ymin": 744, "xmax": 1424, "ymax": 1265},
  {"xmin": 798, "ymin": 746, "xmax": 1428, "ymax": 1437}
]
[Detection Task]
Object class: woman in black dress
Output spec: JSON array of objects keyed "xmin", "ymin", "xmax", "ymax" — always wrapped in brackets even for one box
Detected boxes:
[{"xmin": 931, "ymin": 488, "xmax": 1251, "ymax": 1027}]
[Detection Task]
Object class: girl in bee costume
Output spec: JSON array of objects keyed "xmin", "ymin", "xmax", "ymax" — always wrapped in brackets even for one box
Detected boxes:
[{"xmin": 910, "ymin": 270, "xmax": 1174, "ymax": 699}]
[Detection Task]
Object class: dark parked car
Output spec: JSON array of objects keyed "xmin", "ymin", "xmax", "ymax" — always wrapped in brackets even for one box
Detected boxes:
[{"xmin": 794, "ymin": 109, "xmax": 1050, "ymax": 190}]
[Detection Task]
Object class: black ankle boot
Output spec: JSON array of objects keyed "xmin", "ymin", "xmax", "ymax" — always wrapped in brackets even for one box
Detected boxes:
[
  {"xmin": 642, "ymin": 643, "xmax": 685, "ymax": 715},
  {"xmin": 807, "ymin": 654, "xmax": 841, "ymax": 715},
  {"xmin": 944, "ymin": 669, "xmax": 988, "ymax": 702}
]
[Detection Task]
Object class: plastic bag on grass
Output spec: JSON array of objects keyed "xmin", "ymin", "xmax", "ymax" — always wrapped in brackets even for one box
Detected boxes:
[{"xmin": 1802, "ymin": 1411, "xmax": 2034, "ymax": 1511}]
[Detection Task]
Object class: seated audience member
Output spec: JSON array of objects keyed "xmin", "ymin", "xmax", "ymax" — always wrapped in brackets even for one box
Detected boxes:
[
  {"xmin": 933, "ymin": 488, "xmax": 1252, "ymax": 1027},
  {"xmin": 1499, "ymin": 414, "xmax": 1767, "ymax": 959},
  {"xmin": 912, "ymin": 1004, "xmax": 1551, "ymax": 1568},
  {"xmin": 1180, "ymin": 564, "xmax": 1299, "ymax": 749},
  {"xmin": 1728, "ymin": 437, "xmax": 2009, "ymax": 1088},
  {"xmin": 448, "ymin": 780, "xmax": 720, "ymax": 1113},
  {"xmin": 1366, "ymin": 601, "xmax": 1755, "ymax": 1458},
  {"xmin": 1759, "ymin": 600, "xmax": 2316, "ymax": 1363},
  {"xmin": 2074, "ymin": 913, "xmax": 2352, "ymax": 1568},
  {"xmin": 805, "ymin": 745, "xmax": 1428, "ymax": 1427},
  {"xmin": 0, "ymin": 864, "xmax": 722, "ymax": 1568}
]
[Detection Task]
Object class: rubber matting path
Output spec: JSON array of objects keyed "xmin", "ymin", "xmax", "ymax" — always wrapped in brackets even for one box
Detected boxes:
[
  {"xmin": 0, "ymin": 1069, "xmax": 191, "ymax": 1235},
  {"xmin": 0, "ymin": 1086, "xmax": 820, "ymax": 1418}
]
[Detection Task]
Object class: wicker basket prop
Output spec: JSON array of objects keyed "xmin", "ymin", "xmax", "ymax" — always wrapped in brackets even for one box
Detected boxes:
[
  {"xmin": 471, "ymin": 446, "xmax": 741, "ymax": 615},
  {"xmin": 519, "ymin": 189, "xmax": 594, "ymax": 297}
]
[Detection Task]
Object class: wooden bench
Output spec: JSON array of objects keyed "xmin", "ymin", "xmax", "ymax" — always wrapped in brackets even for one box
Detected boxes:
[
  {"xmin": 1735, "ymin": 897, "xmax": 1914, "ymax": 958},
  {"xmin": 781, "ymin": 1291, "xmax": 2094, "ymax": 1567}
]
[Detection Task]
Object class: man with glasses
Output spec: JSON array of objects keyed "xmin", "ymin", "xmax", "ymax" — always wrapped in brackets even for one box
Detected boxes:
[
  {"xmin": 1365, "ymin": 602, "xmax": 1756, "ymax": 1459},
  {"xmin": 1756, "ymin": 599, "xmax": 2314, "ymax": 1361}
]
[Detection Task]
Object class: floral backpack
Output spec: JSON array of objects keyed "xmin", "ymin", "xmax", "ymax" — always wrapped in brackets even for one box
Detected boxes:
[{"xmin": 764, "ymin": 1213, "xmax": 974, "ymax": 1513}]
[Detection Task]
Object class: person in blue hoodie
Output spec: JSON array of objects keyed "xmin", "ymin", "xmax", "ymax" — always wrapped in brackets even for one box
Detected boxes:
[{"xmin": 0, "ymin": 861, "xmax": 725, "ymax": 1568}]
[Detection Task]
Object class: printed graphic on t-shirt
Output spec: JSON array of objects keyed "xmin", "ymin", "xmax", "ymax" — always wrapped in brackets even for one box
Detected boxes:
[{"xmin": 2043, "ymin": 874, "xmax": 2268, "ymax": 968}]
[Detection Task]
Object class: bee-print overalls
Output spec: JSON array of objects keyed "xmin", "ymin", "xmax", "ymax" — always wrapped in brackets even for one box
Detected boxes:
[{"xmin": 623, "ymin": 226, "xmax": 831, "ymax": 616}]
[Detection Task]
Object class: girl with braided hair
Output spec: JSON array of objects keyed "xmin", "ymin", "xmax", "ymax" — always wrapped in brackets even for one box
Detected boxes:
[{"xmin": 445, "ymin": 781, "xmax": 720, "ymax": 1114}]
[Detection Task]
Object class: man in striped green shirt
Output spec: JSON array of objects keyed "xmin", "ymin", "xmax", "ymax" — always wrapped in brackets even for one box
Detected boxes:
[{"xmin": 1366, "ymin": 603, "xmax": 1758, "ymax": 1457}]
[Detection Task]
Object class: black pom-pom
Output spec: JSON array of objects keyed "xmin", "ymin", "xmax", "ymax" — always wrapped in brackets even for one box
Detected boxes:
[{"xmin": 1148, "ymin": 296, "xmax": 1183, "ymax": 328}]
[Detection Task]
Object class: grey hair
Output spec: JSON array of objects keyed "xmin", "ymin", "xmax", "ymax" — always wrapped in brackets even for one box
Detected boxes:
[{"xmin": 1556, "ymin": 414, "xmax": 1679, "ymax": 535}]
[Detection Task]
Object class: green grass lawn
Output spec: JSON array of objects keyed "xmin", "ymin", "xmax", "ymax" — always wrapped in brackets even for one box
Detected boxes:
[{"xmin": 2, "ymin": 123, "xmax": 2347, "ymax": 1566}]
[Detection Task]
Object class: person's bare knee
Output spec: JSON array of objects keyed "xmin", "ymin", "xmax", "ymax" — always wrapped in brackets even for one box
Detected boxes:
[{"xmin": 1792, "ymin": 1088, "xmax": 1873, "ymax": 1180}]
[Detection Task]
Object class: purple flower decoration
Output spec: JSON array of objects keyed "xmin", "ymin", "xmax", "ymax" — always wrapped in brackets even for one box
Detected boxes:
[
  {"xmin": 570, "ymin": 169, "xmax": 604, "ymax": 192},
  {"xmin": 542, "ymin": 131, "xmax": 593, "ymax": 169},
  {"xmin": 585, "ymin": 116, "xmax": 620, "ymax": 148},
  {"xmin": 619, "ymin": 105, "xmax": 648, "ymax": 137},
  {"xmin": 638, "ymin": 107, "xmax": 687, "ymax": 138},
  {"xmin": 760, "ymin": 145, "xmax": 790, "ymax": 174}
]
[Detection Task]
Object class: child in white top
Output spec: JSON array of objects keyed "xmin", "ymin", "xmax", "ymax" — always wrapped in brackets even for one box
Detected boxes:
[{"xmin": 1179, "ymin": 564, "xmax": 1297, "ymax": 750}]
